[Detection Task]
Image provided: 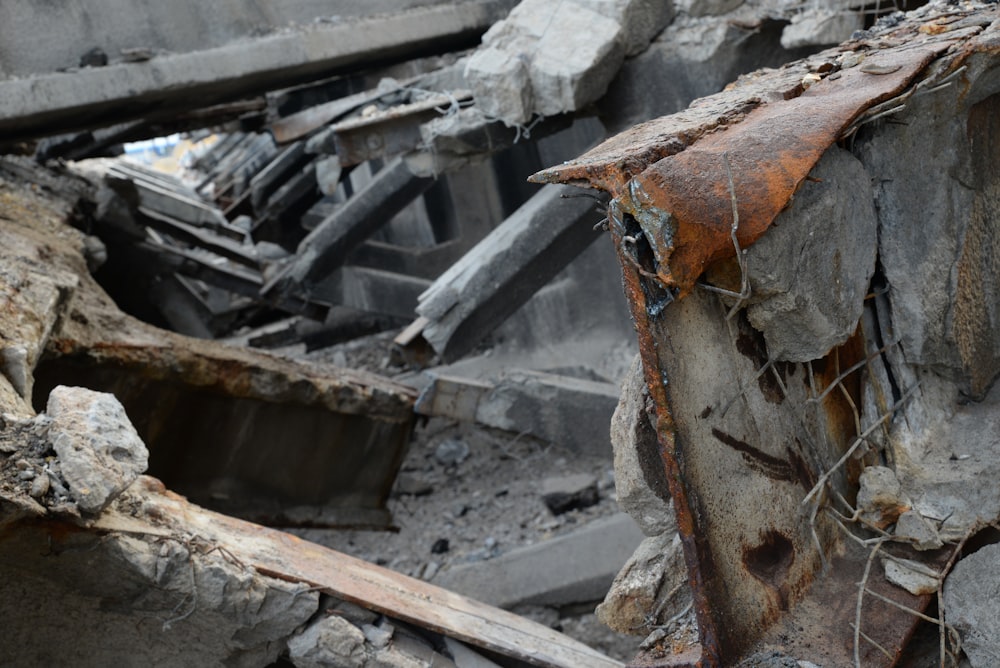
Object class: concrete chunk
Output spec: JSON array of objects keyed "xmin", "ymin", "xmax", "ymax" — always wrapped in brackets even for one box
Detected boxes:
[
  {"xmin": 436, "ymin": 513, "xmax": 644, "ymax": 609},
  {"xmin": 527, "ymin": 4, "xmax": 624, "ymax": 118},
  {"xmin": 288, "ymin": 614, "xmax": 368, "ymax": 668},
  {"xmin": 475, "ymin": 370, "xmax": 619, "ymax": 456},
  {"xmin": 465, "ymin": 47, "xmax": 534, "ymax": 125},
  {"xmin": 46, "ymin": 385, "xmax": 149, "ymax": 513}
]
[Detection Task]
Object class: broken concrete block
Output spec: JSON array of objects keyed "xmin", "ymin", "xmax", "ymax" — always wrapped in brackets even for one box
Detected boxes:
[
  {"xmin": 781, "ymin": 9, "xmax": 864, "ymax": 49},
  {"xmin": 611, "ymin": 355, "xmax": 674, "ymax": 536},
  {"xmin": 474, "ymin": 369, "xmax": 619, "ymax": 456},
  {"xmin": 857, "ymin": 466, "xmax": 911, "ymax": 530},
  {"xmin": 45, "ymin": 385, "xmax": 149, "ymax": 514},
  {"xmin": 528, "ymin": 5, "xmax": 625, "ymax": 118},
  {"xmin": 288, "ymin": 614, "xmax": 368, "ymax": 668},
  {"xmin": 436, "ymin": 512, "xmax": 644, "ymax": 609},
  {"xmin": 474, "ymin": 0, "xmax": 625, "ymax": 123},
  {"xmin": 576, "ymin": 0, "xmax": 675, "ymax": 56},
  {"xmin": 596, "ymin": 530, "xmax": 688, "ymax": 635},
  {"xmin": 464, "ymin": 47, "xmax": 534, "ymax": 125},
  {"xmin": 541, "ymin": 473, "xmax": 600, "ymax": 515},
  {"xmin": 944, "ymin": 542, "xmax": 1000, "ymax": 668},
  {"xmin": 740, "ymin": 146, "xmax": 877, "ymax": 362}
]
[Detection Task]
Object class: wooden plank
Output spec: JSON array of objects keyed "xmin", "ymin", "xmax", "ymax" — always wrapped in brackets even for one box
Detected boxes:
[{"xmin": 94, "ymin": 484, "xmax": 624, "ymax": 668}]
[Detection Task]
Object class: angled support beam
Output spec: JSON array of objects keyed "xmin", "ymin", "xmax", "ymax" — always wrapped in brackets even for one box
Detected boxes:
[{"xmin": 263, "ymin": 156, "xmax": 435, "ymax": 297}]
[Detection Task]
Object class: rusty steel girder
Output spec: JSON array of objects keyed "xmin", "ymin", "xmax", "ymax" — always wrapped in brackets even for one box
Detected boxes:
[{"xmin": 533, "ymin": 7, "xmax": 1000, "ymax": 667}]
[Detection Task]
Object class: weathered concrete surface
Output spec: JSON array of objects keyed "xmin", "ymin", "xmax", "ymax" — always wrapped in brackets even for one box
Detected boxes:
[
  {"xmin": 609, "ymin": 355, "xmax": 673, "ymax": 537},
  {"xmin": 476, "ymin": 370, "xmax": 620, "ymax": 457},
  {"xmin": 944, "ymin": 542, "xmax": 1000, "ymax": 668},
  {"xmin": 46, "ymin": 386, "xmax": 148, "ymax": 514},
  {"xmin": 436, "ymin": 513, "xmax": 645, "ymax": 610},
  {"xmin": 465, "ymin": 0, "xmax": 672, "ymax": 126},
  {"xmin": 596, "ymin": 530, "xmax": 688, "ymax": 635},
  {"xmin": 0, "ymin": 0, "xmax": 516, "ymax": 140}
]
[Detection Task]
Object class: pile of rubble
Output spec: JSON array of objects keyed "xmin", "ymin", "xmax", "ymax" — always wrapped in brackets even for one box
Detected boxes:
[{"xmin": 2, "ymin": 0, "xmax": 1000, "ymax": 666}]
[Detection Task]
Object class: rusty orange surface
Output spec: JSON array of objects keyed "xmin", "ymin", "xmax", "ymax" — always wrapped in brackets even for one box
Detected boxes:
[{"xmin": 645, "ymin": 47, "xmax": 939, "ymax": 297}]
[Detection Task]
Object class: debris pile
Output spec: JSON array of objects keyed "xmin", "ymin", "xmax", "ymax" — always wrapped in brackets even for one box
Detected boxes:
[{"xmin": 3, "ymin": 0, "xmax": 1000, "ymax": 666}]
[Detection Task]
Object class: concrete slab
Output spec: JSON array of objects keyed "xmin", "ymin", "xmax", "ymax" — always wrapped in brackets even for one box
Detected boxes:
[
  {"xmin": 0, "ymin": 1, "xmax": 515, "ymax": 140},
  {"xmin": 435, "ymin": 513, "xmax": 645, "ymax": 609}
]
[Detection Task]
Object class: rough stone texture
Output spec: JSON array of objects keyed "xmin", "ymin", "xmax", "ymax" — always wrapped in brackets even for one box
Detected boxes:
[
  {"xmin": 46, "ymin": 385, "xmax": 149, "ymax": 513},
  {"xmin": 528, "ymin": 5, "xmax": 624, "ymax": 118},
  {"xmin": 741, "ymin": 146, "xmax": 878, "ymax": 362},
  {"xmin": 575, "ymin": 0, "xmax": 675, "ymax": 57},
  {"xmin": 464, "ymin": 46, "xmax": 534, "ymax": 124},
  {"xmin": 944, "ymin": 542, "xmax": 1000, "ymax": 668},
  {"xmin": 610, "ymin": 355, "xmax": 674, "ymax": 536},
  {"xmin": 894, "ymin": 510, "xmax": 943, "ymax": 551},
  {"xmin": 780, "ymin": 9, "xmax": 864, "ymax": 49},
  {"xmin": 856, "ymin": 466, "xmax": 910, "ymax": 530},
  {"xmin": 0, "ymin": 510, "xmax": 320, "ymax": 667},
  {"xmin": 435, "ymin": 512, "xmax": 644, "ymax": 609},
  {"xmin": 596, "ymin": 530, "xmax": 688, "ymax": 635},
  {"xmin": 853, "ymin": 50, "xmax": 1000, "ymax": 399},
  {"xmin": 598, "ymin": 15, "xmax": 816, "ymax": 135},
  {"xmin": 288, "ymin": 614, "xmax": 368, "ymax": 668}
]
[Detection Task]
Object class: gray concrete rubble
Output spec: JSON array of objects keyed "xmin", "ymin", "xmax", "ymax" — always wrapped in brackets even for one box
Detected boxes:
[
  {"xmin": 465, "ymin": 0, "xmax": 674, "ymax": 126},
  {"xmin": 4, "ymin": 0, "xmax": 1000, "ymax": 666},
  {"xmin": 944, "ymin": 542, "xmax": 1000, "ymax": 668},
  {"xmin": 435, "ymin": 512, "xmax": 644, "ymax": 610},
  {"xmin": 46, "ymin": 385, "xmax": 149, "ymax": 513},
  {"xmin": 0, "ymin": 0, "xmax": 517, "ymax": 140}
]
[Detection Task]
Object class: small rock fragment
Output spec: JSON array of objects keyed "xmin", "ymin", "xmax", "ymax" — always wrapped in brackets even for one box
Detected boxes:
[
  {"xmin": 28, "ymin": 473, "xmax": 50, "ymax": 499},
  {"xmin": 287, "ymin": 614, "xmax": 367, "ymax": 668},
  {"xmin": 894, "ymin": 510, "xmax": 943, "ymax": 550},
  {"xmin": 597, "ymin": 531, "xmax": 688, "ymax": 634},
  {"xmin": 541, "ymin": 473, "xmax": 599, "ymax": 515},
  {"xmin": 79, "ymin": 47, "xmax": 108, "ymax": 68},
  {"xmin": 362, "ymin": 622, "xmax": 394, "ymax": 649},
  {"xmin": 883, "ymin": 557, "xmax": 939, "ymax": 596},
  {"xmin": 434, "ymin": 439, "xmax": 470, "ymax": 466},
  {"xmin": 856, "ymin": 466, "xmax": 910, "ymax": 529}
]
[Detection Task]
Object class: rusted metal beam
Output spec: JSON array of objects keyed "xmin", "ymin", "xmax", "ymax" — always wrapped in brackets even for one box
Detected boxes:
[{"xmin": 533, "ymin": 8, "xmax": 999, "ymax": 666}]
